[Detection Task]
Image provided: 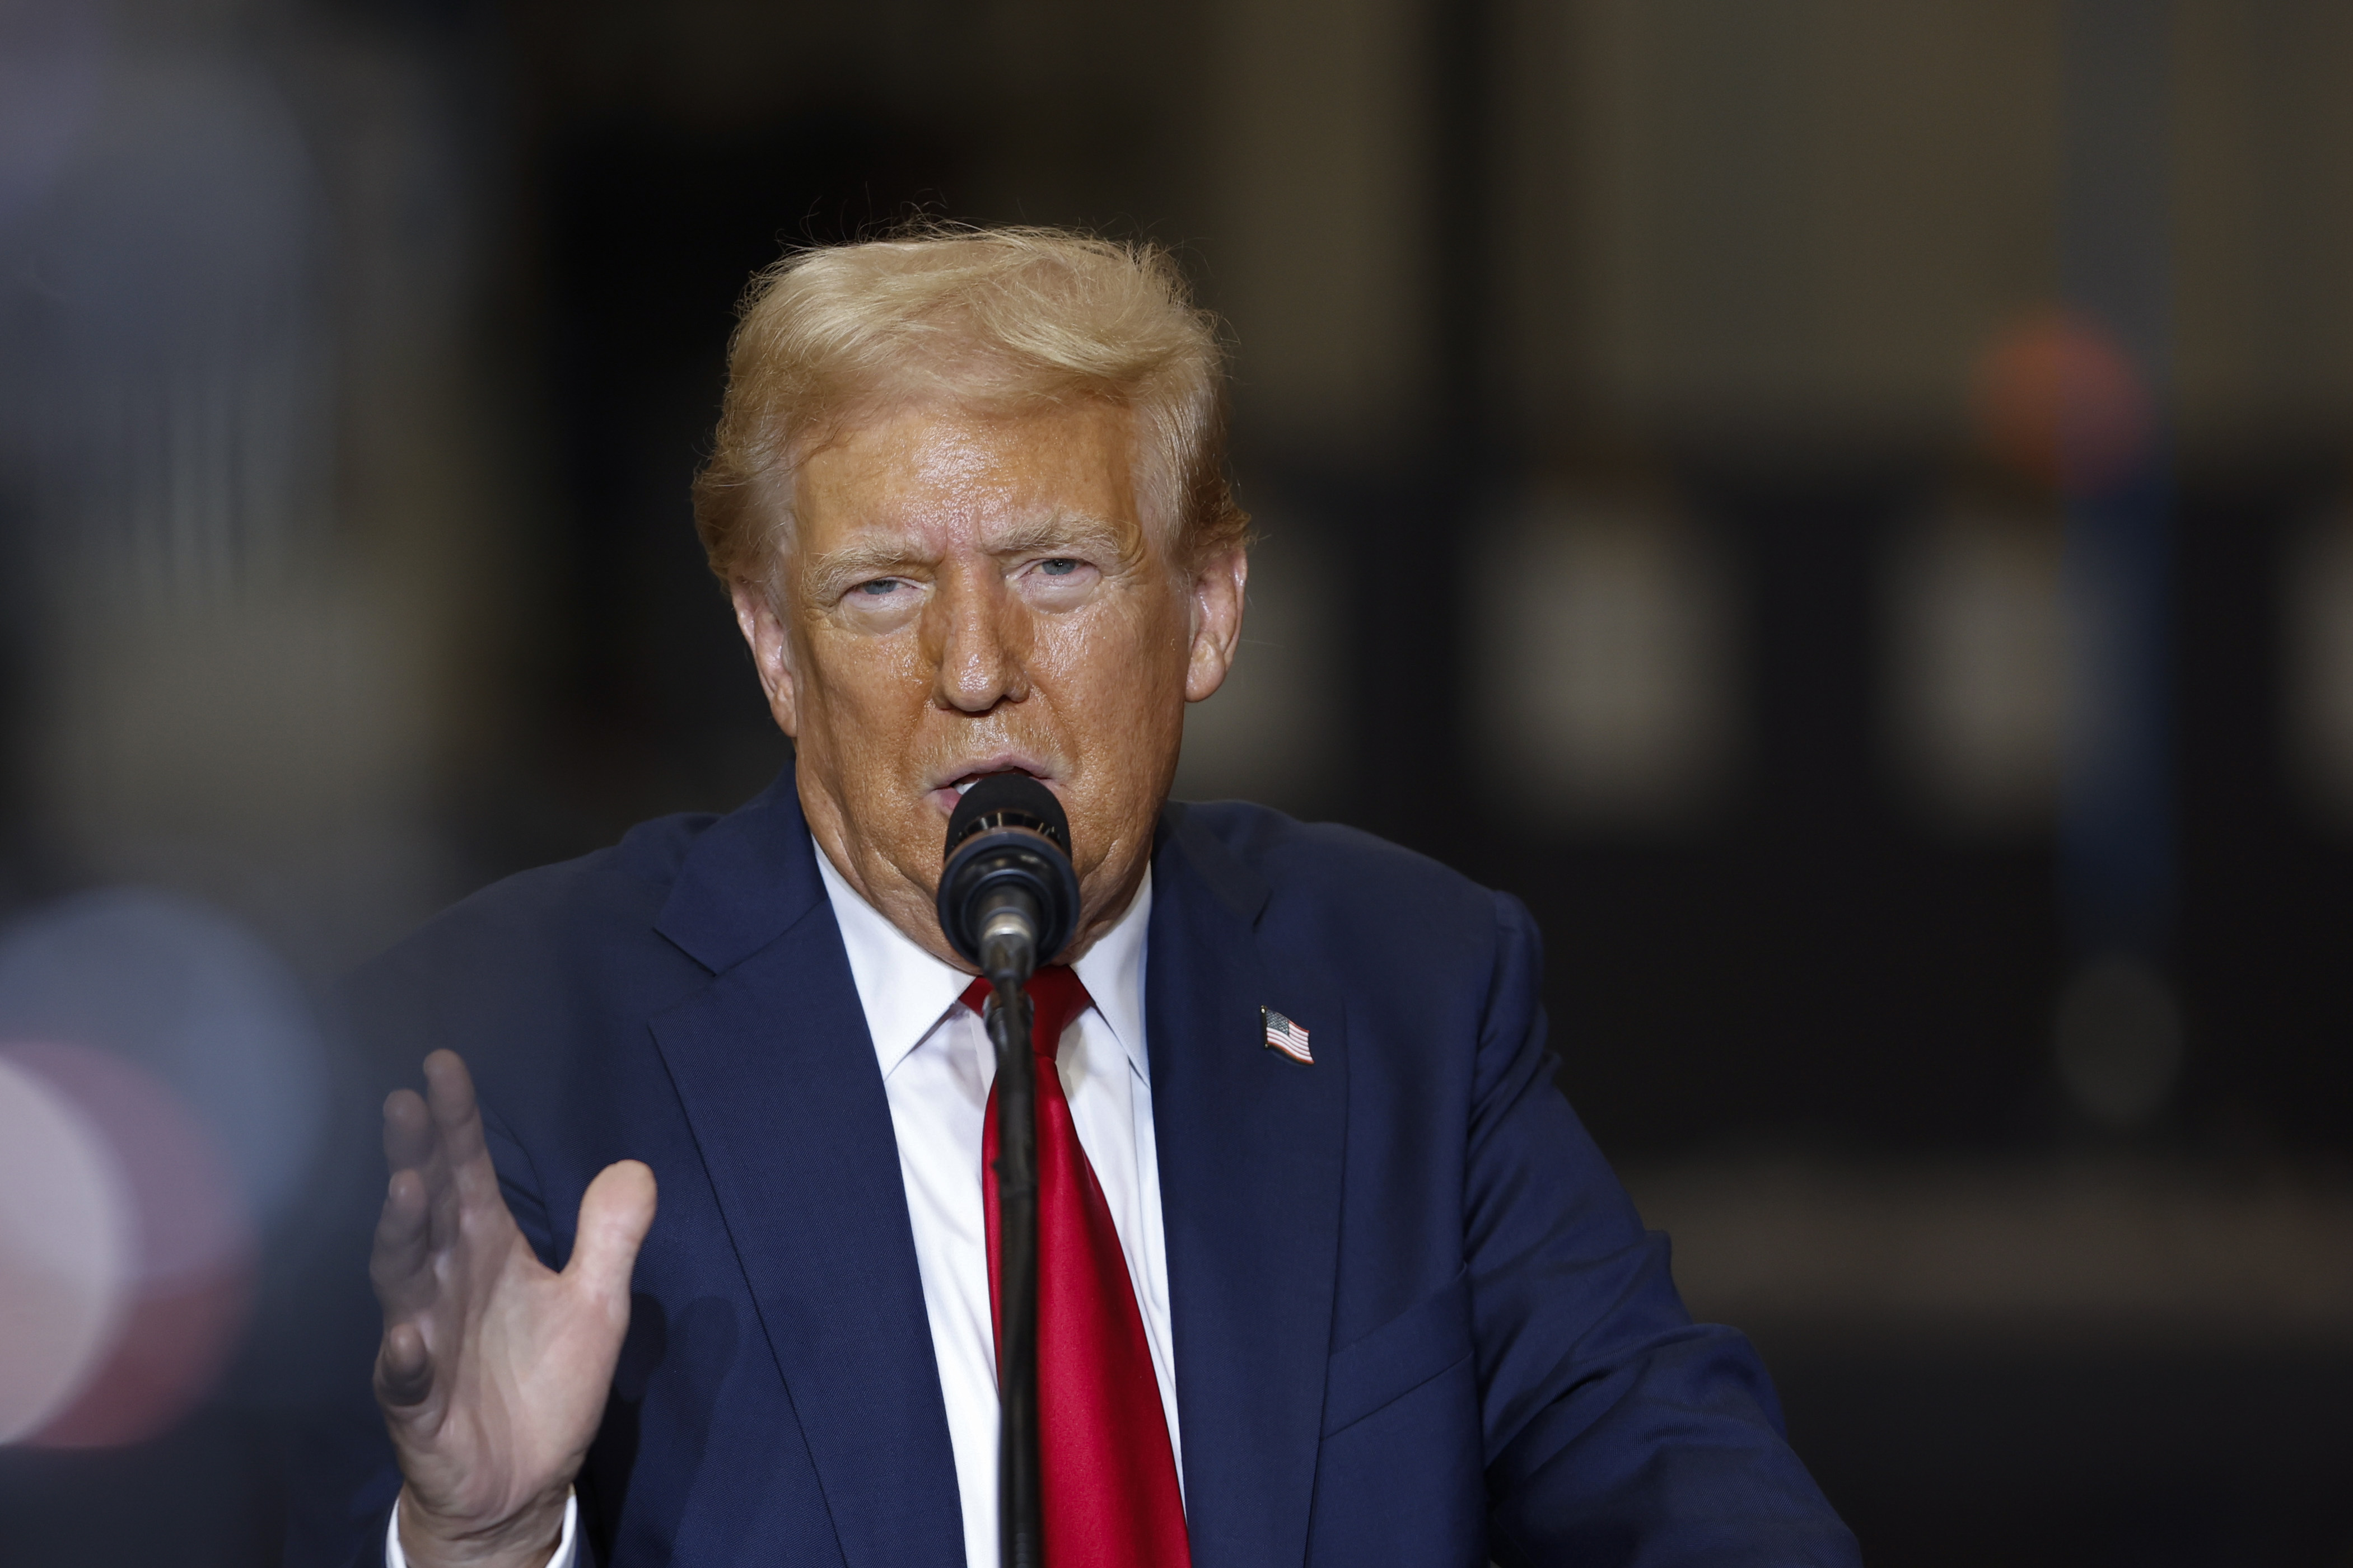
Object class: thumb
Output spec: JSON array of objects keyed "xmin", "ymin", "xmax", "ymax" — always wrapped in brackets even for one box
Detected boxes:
[{"xmin": 567, "ymin": 1159, "xmax": 657, "ymax": 1307}]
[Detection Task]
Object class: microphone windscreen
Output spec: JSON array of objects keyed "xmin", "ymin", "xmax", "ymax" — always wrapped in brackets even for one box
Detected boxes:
[{"xmin": 945, "ymin": 772, "xmax": 1071, "ymax": 859}]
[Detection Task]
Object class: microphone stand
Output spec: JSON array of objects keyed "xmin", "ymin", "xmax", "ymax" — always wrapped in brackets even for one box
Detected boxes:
[
  {"xmin": 935, "ymin": 770, "xmax": 1077, "ymax": 1568},
  {"xmin": 988, "ymin": 977, "xmax": 1045, "ymax": 1568}
]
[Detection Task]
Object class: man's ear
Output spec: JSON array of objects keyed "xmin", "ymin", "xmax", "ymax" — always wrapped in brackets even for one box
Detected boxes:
[
  {"xmin": 1183, "ymin": 544, "xmax": 1248, "ymax": 704},
  {"xmin": 731, "ymin": 582, "xmax": 801, "ymax": 738}
]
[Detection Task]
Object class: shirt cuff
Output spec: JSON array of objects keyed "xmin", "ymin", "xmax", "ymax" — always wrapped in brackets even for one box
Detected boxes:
[{"xmin": 385, "ymin": 1489, "xmax": 577, "ymax": 1568}]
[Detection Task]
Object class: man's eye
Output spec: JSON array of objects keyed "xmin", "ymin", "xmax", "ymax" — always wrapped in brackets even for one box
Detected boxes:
[
  {"xmin": 856, "ymin": 579, "xmax": 902, "ymax": 596},
  {"xmin": 1038, "ymin": 559, "xmax": 1080, "ymax": 578}
]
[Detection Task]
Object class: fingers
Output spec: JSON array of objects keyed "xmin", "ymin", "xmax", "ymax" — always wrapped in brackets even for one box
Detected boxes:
[
  {"xmin": 374, "ymin": 1083, "xmax": 445, "ymax": 1320},
  {"xmin": 421, "ymin": 1050, "xmax": 503, "ymax": 1212},
  {"xmin": 382, "ymin": 1087, "xmax": 433, "ymax": 1173},
  {"xmin": 566, "ymin": 1159, "xmax": 659, "ymax": 1313},
  {"xmin": 375, "ymin": 1319, "xmax": 435, "ymax": 1410},
  {"xmin": 371, "ymin": 1052, "xmax": 516, "ymax": 1328},
  {"xmin": 370, "ymin": 1165, "xmax": 436, "ymax": 1317}
]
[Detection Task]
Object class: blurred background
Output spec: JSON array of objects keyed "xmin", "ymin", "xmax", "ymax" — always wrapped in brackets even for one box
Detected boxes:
[{"xmin": 2, "ymin": 0, "xmax": 2350, "ymax": 1561}]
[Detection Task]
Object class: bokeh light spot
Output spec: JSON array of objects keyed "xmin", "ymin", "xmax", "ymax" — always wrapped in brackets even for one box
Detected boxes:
[
  {"xmin": 0, "ymin": 1054, "xmax": 136, "ymax": 1443},
  {"xmin": 0, "ymin": 1040, "xmax": 254, "ymax": 1448},
  {"xmin": 1971, "ymin": 310, "xmax": 2154, "ymax": 497}
]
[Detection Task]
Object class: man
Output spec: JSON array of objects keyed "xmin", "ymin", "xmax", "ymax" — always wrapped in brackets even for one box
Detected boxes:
[{"xmin": 321, "ymin": 227, "xmax": 1859, "ymax": 1567}]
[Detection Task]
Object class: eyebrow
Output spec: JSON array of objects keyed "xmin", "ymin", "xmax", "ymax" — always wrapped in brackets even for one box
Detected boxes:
[
  {"xmin": 802, "ymin": 512, "xmax": 1138, "ymax": 600},
  {"xmin": 803, "ymin": 541, "xmax": 926, "ymax": 600},
  {"xmin": 983, "ymin": 512, "xmax": 1135, "ymax": 562}
]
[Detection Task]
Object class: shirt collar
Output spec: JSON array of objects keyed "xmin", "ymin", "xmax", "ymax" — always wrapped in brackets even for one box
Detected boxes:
[
  {"xmin": 1071, "ymin": 869, "xmax": 1151, "ymax": 1082},
  {"xmin": 814, "ymin": 846, "xmax": 1154, "ymax": 1084},
  {"xmin": 816, "ymin": 851, "xmax": 972, "ymax": 1079}
]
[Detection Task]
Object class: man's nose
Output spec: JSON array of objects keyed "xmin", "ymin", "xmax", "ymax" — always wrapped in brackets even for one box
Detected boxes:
[{"xmin": 927, "ymin": 564, "xmax": 1030, "ymax": 713}]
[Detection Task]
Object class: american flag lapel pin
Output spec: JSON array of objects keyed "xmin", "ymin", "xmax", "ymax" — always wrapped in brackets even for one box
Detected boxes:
[{"xmin": 1261, "ymin": 1006, "xmax": 1313, "ymax": 1065}]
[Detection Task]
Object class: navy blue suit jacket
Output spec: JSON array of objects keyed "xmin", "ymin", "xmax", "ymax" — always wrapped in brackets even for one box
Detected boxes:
[{"xmin": 309, "ymin": 774, "xmax": 1858, "ymax": 1566}]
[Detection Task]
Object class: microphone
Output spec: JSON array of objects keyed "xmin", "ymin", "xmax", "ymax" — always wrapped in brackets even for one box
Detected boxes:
[
  {"xmin": 936, "ymin": 772, "xmax": 1082, "ymax": 986},
  {"xmin": 935, "ymin": 770, "xmax": 1076, "ymax": 1568}
]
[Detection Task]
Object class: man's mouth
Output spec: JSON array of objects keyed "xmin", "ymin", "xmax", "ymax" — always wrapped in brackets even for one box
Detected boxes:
[
  {"xmin": 928, "ymin": 757, "xmax": 1057, "ymax": 815},
  {"xmin": 950, "ymin": 767, "xmax": 1037, "ymax": 797}
]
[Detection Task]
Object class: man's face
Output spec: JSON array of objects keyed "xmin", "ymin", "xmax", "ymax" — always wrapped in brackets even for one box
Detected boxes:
[{"xmin": 734, "ymin": 398, "xmax": 1248, "ymax": 967}]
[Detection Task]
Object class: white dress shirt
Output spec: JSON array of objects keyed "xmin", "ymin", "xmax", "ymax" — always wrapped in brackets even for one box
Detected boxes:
[{"xmin": 388, "ymin": 852, "xmax": 1179, "ymax": 1568}]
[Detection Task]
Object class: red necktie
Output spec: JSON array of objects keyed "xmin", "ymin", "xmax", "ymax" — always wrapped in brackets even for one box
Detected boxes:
[{"xmin": 964, "ymin": 968, "xmax": 1191, "ymax": 1568}]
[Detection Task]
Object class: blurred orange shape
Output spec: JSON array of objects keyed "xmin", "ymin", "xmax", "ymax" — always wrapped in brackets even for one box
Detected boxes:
[{"xmin": 1972, "ymin": 310, "xmax": 2154, "ymax": 497}]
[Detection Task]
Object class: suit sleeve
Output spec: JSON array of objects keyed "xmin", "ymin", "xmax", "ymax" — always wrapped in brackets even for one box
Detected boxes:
[{"xmin": 1465, "ymin": 892, "xmax": 1861, "ymax": 1568}]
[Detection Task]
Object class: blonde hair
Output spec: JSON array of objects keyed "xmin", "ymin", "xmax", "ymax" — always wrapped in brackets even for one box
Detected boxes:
[{"xmin": 693, "ymin": 225, "xmax": 1249, "ymax": 605}]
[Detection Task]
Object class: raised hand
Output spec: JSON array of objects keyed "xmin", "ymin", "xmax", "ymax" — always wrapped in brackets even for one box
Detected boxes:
[{"xmin": 371, "ymin": 1050, "xmax": 657, "ymax": 1568}]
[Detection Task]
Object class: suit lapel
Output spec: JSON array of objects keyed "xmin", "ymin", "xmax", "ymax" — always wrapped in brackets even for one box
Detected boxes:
[
  {"xmin": 648, "ymin": 778, "xmax": 964, "ymax": 1568},
  {"xmin": 1148, "ymin": 806, "xmax": 1349, "ymax": 1568}
]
